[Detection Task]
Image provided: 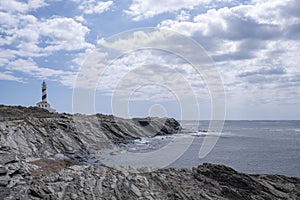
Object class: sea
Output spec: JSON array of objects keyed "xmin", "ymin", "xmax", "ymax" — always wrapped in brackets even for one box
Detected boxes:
[{"xmin": 123, "ymin": 120, "xmax": 300, "ymax": 177}]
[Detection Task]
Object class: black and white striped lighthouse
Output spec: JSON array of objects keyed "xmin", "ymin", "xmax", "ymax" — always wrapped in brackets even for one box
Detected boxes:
[
  {"xmin": 36, "ymin": 81, "xmax": 55, "ymax": 112},
  {"xmin": 42, "ymin": 81, "xmax": 47, "ymax": 102}
]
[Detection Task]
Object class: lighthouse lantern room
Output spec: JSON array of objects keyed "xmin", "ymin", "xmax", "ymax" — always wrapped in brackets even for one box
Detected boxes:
[{"xmin": 36, "ymin": 81, "xmax": 55, "ymax": 112}]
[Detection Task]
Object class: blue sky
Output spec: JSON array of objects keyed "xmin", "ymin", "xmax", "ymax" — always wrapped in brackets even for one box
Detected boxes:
[{"xmin": 0, "ymin": 0, "xmax": 300, "ymax": 120}]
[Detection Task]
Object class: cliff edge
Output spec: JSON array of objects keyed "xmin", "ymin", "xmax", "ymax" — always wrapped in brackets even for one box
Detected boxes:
[
  {"xmin": 0, "ymin": 105, "xmax": 180, "ymax": 161},
  {"xmin": 0, "ymin": 105, "xmax": 299, "ymax": 199}
]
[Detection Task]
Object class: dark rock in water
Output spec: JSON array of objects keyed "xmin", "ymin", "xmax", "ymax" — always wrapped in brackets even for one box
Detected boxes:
[{"xmin": 0, "ymin": 105, "xmax": 299, "ymax": 199}]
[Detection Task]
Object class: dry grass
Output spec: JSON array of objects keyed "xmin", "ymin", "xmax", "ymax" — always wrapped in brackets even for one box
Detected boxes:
[{"xmin": 30, "ymin": 158, "xmax": 73, "ymax": 176}]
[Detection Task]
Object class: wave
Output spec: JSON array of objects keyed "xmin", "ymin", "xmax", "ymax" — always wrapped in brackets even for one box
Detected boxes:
[{"xmin": 180, "ymin": 130, "xmax": 250, "ymax": 138}]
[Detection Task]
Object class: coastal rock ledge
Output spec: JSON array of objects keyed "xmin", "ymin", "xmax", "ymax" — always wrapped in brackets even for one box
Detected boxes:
[
  {"xmin": 0, "ymin": 105, "xmax": 299, "ymax": 199},
  {"xmin": 0, "ymin": 162, "xmax": 299, "ymax": 199}
]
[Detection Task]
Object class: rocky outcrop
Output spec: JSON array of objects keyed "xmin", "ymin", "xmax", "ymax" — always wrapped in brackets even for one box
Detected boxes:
[
  {"xmin": 0, "ymin": 105, "xmax": 299, "ymax": 199},
  {"xmin": 0, "ymin": 105, "xmax": 180, "ymax": 161},
  {"xmin": 1, "ymin": 162, "xmax": 299, "ymax": 199}
]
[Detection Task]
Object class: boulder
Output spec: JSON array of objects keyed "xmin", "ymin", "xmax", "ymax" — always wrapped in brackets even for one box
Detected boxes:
[{"xmin": 0, "ymin": 165, "xmax": 7, "ymax": 175}]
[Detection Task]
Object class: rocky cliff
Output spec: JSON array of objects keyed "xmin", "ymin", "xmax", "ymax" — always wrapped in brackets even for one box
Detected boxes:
[
  {"xmin": 0, "ymin": 105, "xmax": 299, "ymax": 199},
  {"xmin": 0, "ymin": 105, "xmax": 181, "ymax": 161}
]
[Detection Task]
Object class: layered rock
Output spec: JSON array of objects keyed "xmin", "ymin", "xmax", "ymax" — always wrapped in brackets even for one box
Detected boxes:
[
  {"xmin": 0, "ymin": 105, "xmax": 299, "ymax": 199},
  {"xmin": 1, "ymin": 162, "xmax": 300, "ymax": 199},
  {"xmin": 0, "ymin": 105, "xmax": 180, "ymax": 161}
]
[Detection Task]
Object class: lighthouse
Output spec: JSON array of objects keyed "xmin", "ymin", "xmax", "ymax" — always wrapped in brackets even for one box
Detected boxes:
[
  {"xmin": 36, "ymin": 81, "xmax": 55, "ymax": 112},
  {"xmin": 42, "ymin": 81, "xmax": 47, "ymax": 102}
]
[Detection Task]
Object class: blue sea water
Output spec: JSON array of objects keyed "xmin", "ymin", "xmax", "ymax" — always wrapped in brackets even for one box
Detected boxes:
[{"xmin": 168, "ymin": 120, "xmax": 300, "ymax": 177}]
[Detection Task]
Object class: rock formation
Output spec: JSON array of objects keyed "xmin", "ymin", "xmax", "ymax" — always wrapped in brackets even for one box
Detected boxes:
[
  {"xmin": 0, "ymin": 105, "xmax": 299, "ymax": 199},
  {"xmin": 0, "ymin": 105, "xmax": 180, "ymax": 161}
]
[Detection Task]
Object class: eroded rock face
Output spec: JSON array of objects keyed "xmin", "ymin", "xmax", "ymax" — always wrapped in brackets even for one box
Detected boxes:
[
  {"xmin": 1, "ymin": 162, "xmax": 299, "ymax": 200},
  {"xmin": 0, "ymin": 105, "xmax": 299, "ymax": 199},
  {"xmin": 0, "ymin": 105, "xmax": 181, "ymax": 161}
]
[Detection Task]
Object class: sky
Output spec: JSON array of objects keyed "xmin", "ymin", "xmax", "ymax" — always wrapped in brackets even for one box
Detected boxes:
[{"xmin": 0, "ymin": 0, "xmax": 300, "ymax": 120}]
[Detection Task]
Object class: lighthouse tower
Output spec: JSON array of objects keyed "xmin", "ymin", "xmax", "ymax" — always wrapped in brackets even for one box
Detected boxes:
[{"xmin": 36, "ymin": 81, "xmax": 55, "ymax": 112}]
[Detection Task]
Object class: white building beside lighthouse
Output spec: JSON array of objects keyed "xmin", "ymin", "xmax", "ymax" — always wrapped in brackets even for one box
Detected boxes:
[{"xmin": 36, "ymin": 81, "xmax": 56, "ymax": 112}]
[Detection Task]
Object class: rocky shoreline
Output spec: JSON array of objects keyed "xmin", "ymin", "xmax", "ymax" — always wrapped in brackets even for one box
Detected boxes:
[
  {"xmin": 0, "ymin": 105, "xmax": 180, "ymax": 161},
  {"xmin": 1, "ymin": 160, "xmax": 299, "ymax": 199},
  {"xmin": 0, "ymin": 105, "xmax": 299, "ymax": 199}
]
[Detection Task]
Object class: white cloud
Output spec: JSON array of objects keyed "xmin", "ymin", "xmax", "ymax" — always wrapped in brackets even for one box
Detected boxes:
[
  {"xmin": 2, "ymin": 11, "xmax": 89, "ymax": 82},
  {"xmin": 158, "ymin": 0, "xmax": 300, "ymax": 59},
  {"xmin": 157, "ymin": 0, "xmax": 300, "ymax": 106},
  {"xmin": 72, "ymin": 48, "xmax": 94, "ymax": 67},
  {"xmin": 58, "ymin": 73, "xmax": 77, "ymax": 88},
  {"xmin": 97, "ymin": 29, "xmax": 187, "ymax": 52},
  {"xmin": 0, "ymin": 49, "xmax": 18, "ymax": 67},
  {"xmin": 7, "ymin": 58, "xmax": 67, "ymax": 78},
  {"xmin": 0, "ymin": 13, "xmax": 93, "ymax": 58},
  {"xmin": 125, "ymin": 0, "xmax": 212, "ymax": 21},
  {"xmin": 0, "ymin": 0, "xmax": 94, "ymax": 61},
  {"xmin": 0, "ymin": 11, "xmax": 18, "ymax": 26},
  {"xmin": 73, "ymin": 46, "xmax": 209, "ymax": 102},
  {"xmin": 0, "ymin": 0, "xmax": 47, "ymax": 13},
  {"xmin": 75, "ymin": 15, "xmax": 86, "ymax": 23},
  {"xmin": 0, "ymin": 72, "xmax": 23, "ymax": 82},
  {"xmin": 176, "ymin": 10, "xmax": 191, "ymax": 21},
  {"xmin": 28, "ymin": 0, "xmax": 48, "ymax": 10},
  {"xmin": 77, "ymin": 0, "xmax": 113, "ymax": 15},
  {"xmin": 3, "ymin": 57, "xmax": 77, "ymax": 86},
  {"xmin": 39, "ymin": 17, "xmax": 94, "ymax": 52},
  {"xmin": 0, "ymin": 0, "xmax": 28, "ymax": 13}
]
